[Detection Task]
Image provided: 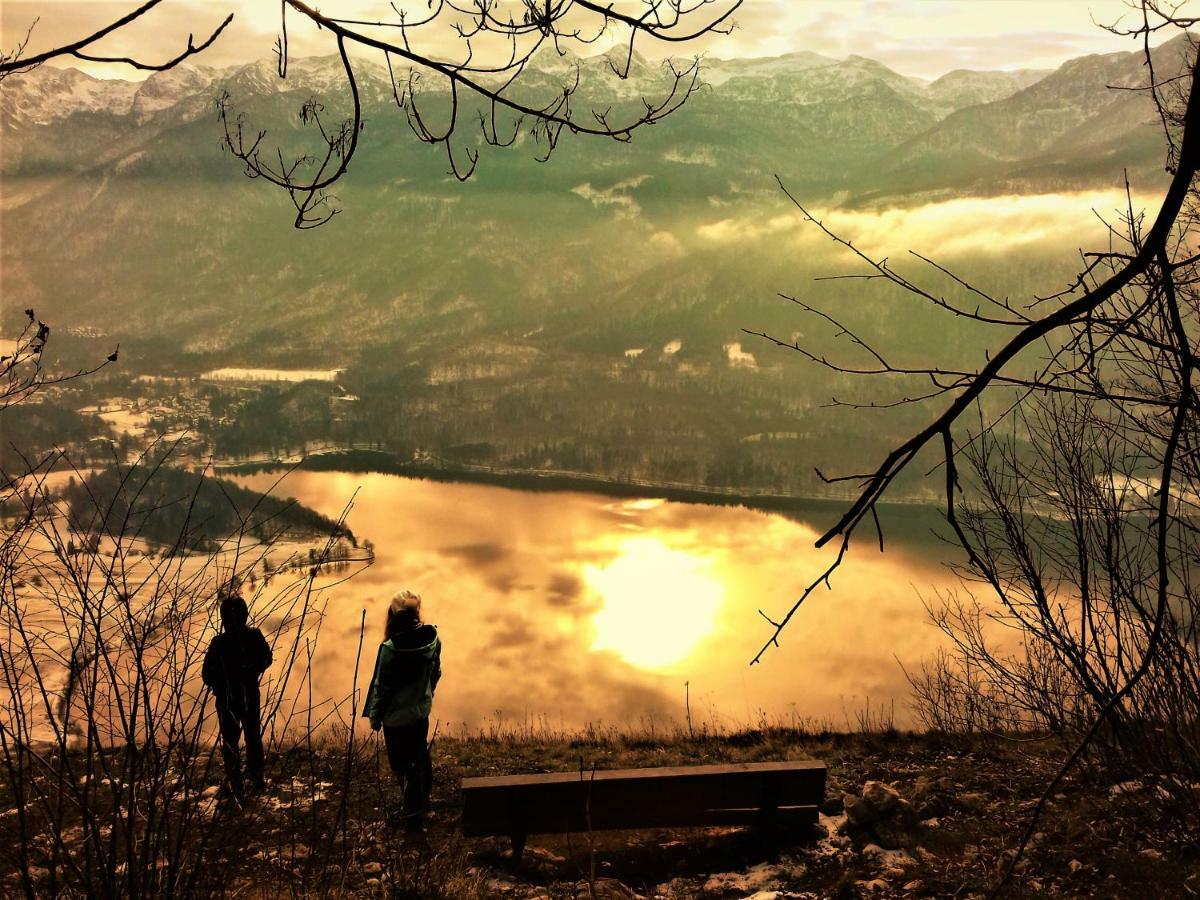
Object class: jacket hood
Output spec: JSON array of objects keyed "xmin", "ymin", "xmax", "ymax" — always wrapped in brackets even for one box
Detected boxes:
[{"xmin": 386, "ymin": 623, "xmax": 438, "ymax": 657}]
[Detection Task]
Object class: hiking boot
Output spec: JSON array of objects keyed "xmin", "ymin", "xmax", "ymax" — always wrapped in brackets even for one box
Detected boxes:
[{"xmin": 216, "ymin": 789, "xmax": 244, "ymax": 815}]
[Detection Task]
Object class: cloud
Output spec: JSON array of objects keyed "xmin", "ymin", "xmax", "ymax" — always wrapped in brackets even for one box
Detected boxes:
[
  {"xmin": 439, "ymin": 541, "xmax": 511, "ymax": 567},
  {"xmin": 697, "ymin": 190, "xmax": 1159, "ymax": 259},
  {"xmin": 697, "ymin": 213, "xmax": 800, "ymax": 244},
  {"xmin": 649, "ymin": 230, "xmax": 685, "ymax": 256},
  {"xmin": 571, "ymin": 176, "xmax": 650, "ymax": 219},
  {"xmin": 705, "ymin": 0, "xmax": 1150, "ymax": 79},
  {"xmin": 545, "ymin": 572, "xmax": 584, "ymax": 608}
]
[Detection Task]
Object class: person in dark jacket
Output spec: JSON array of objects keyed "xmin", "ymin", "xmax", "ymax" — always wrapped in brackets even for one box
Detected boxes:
[
  {"xmin": 363, "ymin": 590, "xmax": 441, "ymax": 831},
  {"xmin": 202, "ymin": 592, "xmax": 272, "ymax": 800}
]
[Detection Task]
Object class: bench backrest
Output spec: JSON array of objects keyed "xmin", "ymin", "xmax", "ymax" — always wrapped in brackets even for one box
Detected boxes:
[{"xmin": 461, "ymin": 760, "xmax": 826, "ymax": 836}]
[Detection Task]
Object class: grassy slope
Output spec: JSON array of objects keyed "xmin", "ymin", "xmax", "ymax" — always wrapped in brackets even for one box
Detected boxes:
[{"xmin": 6, "ymin": 729, "xmax": 1188, "ymax": 898}]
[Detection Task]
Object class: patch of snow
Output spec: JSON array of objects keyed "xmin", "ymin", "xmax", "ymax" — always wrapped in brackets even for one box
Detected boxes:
[{"xmin": 723, "ymin": 341, "xmax": 757, "ymax": 369}]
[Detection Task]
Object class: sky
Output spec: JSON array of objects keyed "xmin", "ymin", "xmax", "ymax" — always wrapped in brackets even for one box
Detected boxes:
[{"xmin": 0, "ymin": 0, "xmax": 1173, "ymax": 81}]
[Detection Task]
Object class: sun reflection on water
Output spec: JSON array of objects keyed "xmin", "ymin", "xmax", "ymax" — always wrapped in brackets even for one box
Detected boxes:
[{"xmin": 584, "ymin": 537, "xmax": 724, "ymax": 670}]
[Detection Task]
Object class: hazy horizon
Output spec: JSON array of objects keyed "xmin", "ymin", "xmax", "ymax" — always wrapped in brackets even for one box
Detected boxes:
[{"xmin": 0, "ymin": 0, "xmax": 1179, "ymax": 82}]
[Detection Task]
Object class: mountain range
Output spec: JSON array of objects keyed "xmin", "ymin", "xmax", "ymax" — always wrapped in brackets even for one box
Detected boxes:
[
  {"xmin": 0, "ymin": 34, "xmax": 1189, "ymax": 494},
  {"xmin": 2, "ymin": 35, "xmax": 1182, "ymax": 190}
]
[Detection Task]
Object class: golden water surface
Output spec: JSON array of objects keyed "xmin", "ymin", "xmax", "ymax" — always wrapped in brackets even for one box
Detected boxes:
[{"xmin": 235, "ymin": 471, "xmax": 961, "ymax": 732}]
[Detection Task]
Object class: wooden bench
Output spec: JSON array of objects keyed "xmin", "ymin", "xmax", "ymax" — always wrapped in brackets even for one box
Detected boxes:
[{"xmin": 461, "ymin": 759, "xmax": 826, "ymax": 862}]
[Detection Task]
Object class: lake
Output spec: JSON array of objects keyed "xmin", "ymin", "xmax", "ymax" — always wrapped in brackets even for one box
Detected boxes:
[{"xmin": 234, "ymin": 470, "xmax": 963, "ymax": 732}]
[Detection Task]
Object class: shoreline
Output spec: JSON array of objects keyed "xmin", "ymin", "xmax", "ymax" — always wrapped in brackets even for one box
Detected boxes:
[{"xmin": 214, "ymin": 447, "xmax": 942, "ymax": 524}]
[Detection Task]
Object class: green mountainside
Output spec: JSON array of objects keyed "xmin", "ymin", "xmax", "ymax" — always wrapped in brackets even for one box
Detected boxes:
[{"xmin": 0, "ymin": 37, "xmax": 1182, "ymax": 495}]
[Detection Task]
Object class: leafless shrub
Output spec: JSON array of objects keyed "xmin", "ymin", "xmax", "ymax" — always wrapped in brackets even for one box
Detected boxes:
[
  {"xmin": 745, "ymin": 0, "xmax": 1200, "ymax": 885},
  {"xmin": 0, "ymin": 441, "xmax": 367, "ymax": 897}
]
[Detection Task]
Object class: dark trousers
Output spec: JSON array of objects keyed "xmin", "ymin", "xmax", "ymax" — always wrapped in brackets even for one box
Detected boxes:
[
  {"xmin": 383, "ymin": 718, "xmax": 432, "ymax": 828},
  {"xmin": 216, "ymin": 686, "xmax": 264, "ymax": 797}
]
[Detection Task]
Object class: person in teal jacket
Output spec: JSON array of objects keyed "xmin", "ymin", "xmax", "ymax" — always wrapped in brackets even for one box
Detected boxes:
[{"xmin": 363, "ymin": 590, "xmax": 441, "ymax": 831}]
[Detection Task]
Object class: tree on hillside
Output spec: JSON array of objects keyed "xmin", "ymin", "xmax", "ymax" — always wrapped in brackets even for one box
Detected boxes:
[
  {"xmin": 750, "ymin": 1, "xmax": 1200, "ymax": 887},
  {"xmin": 1, "ymin": 0, "xmax": 740, "ymax": 227}
]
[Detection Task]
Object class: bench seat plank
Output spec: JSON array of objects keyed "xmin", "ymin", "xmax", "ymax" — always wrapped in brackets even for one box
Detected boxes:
[{"xmin": 461, "ymin": 760, "xmax": 825, "ymax": 838}]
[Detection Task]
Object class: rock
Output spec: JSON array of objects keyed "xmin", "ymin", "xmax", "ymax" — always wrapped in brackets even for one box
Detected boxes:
[
  {"xmin": 701, "ymin": 863, "xmax": 785, "ymax": 896},
  {"xmin": 820, "ymin": 795, "xmax": 844, "ymax": 816},
  {"xmin": 523, "ymin": 846, "xmax": 566, "ymax": 865},
  {"xmin": 863, "ymin": 782, "xmax": 902, "ymax": 815},
  {"xmin": 362, "ymin": 861, "xmax": 383, "ymax": 875},
  {"xmin": 654, "ymin": 877, "xmax": 697, "ymax": 897},
  {"xmin": 1109, "ymin": 780, "xmax": 1143, "ymax": 798},
  {"xmin": 957, "ymin": 791, "xmax": 988, "ymax": 812},
  {"xmin": 844, "ymin": 782, "xmax": 920, "ymax": 850},
  {"xmin": 902, "ymin": 880, "xmax": 922, "ymax": 893},
  {"xmin": 1068, "ymin": 859, "xmax": 1083, "ymax": 874},
  {"xmin": 856, "ymin": 879, "xmax": 889, "ymax": 893},
  {"xmin": 844, "ymin": 793, "xmax": 872, "ymax": 825},
  {"xmin": 910, "ymin": 775, "xmax": 953, "ymax": 800}
]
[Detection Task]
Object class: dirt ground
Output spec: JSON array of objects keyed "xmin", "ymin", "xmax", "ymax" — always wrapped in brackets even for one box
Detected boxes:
[{"xmin": 5, "ymin": 729, "xmax": 1198, "ymax": 898}]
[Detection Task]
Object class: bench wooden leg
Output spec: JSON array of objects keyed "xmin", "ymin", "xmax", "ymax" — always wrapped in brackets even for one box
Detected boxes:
[
  {"xmin": 510, "ymin": 832, "xmax": 526, "ymax": 866},
  {"xmin": 759, "ymin": 802, "xmax": 781, "ymax": 862}
]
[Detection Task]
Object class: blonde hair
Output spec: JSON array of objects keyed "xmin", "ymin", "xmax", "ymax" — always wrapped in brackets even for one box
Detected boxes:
[{"xmin": 386, "ymin": 589, "xmax": 422, "ymax": 639}]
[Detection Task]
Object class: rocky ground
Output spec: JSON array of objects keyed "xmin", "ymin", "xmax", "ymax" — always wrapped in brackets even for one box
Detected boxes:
[
  {"xmin": 4, "ymin": 730, "xmax": 1198, "ymax": 897},
  {"xmin": 256, "ymin": 731, "xmax": 1199, "ymax": 897}
]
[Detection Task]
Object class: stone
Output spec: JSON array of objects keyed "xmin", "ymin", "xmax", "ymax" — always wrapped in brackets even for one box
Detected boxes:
[
  {"xmin": 957, "ymin": 791, "xmax": 988, "ymax": 812},
  {"xmin": 863, "ymin": 782, "xmax": 902, "ymax": 815},
  {"xmin": 820, "ymin": 795, "xmax": 844, "ymax": 816},
  {"xmin": 701, "ymin": 863, "xmax": 785, "ymax": 896},
  {"xmin": 844, "ymin": 793, "xmax": 873, "ymax": 827},
  {"xmin": 654, "ymin": 877, "xmax": 696, "ymax": 897},
  {"xmin": 524, "ymin": 846, "xmax": 566, "ymax": 865},
  {"xmin": 362, "ymin": 861, "xmax": 383, "ymax": 875},
  {"xmin": 843, "ymin": 781, "xmax": 920, "ymax": 848},
  {"xmin": 856, "ymin": 879, "xmax": 889, "ymax": 893},
  {"xmin": 1108, "ymin": 780, "xmax": 1143, "ymax": 798}
]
